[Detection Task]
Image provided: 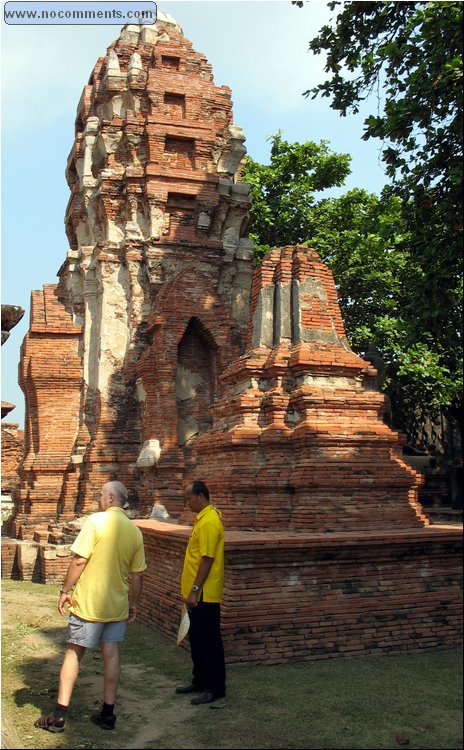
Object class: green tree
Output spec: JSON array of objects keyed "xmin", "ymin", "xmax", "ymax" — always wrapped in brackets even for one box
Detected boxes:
[
  {"xmin": 303, "ymin": 0, "xmax": 463, "ymax": 451},
  {"xmin": 307, "ymin": 190, "xmax": 461, "ymax": 448},
  {"xmin": 241, "ymin": 131, "xmax": 351, "ymax": 261},
  {"xmin": 305, "ymin": 1, "xmax": 462, "ymax": 198},
  {"xmin": 242, "ymin": 133, "xmax": 462, "ymax": 454}
]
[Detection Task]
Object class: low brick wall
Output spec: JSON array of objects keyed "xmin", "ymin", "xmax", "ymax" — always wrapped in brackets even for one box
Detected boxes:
[
  {"xmin": 39, "ymin": 543, "xmax": 74, "ymax": 584},
  {"xmin": 135, "ymin": 520, "xmax": 463, "ymax": 664},
  {"xmin": 1, "ymin": 538, "xmax": 73, "ymax": 584},
  {"xmin": 3, "ymin": 521, "xmax": 462, "ymax": 665},
  {"xmin": 1, "ymin": 538, "xmax": 21, "ymax": 579}
]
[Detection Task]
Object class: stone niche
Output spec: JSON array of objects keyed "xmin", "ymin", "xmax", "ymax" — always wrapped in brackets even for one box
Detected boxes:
[{"xmin": 3, "ymin": 14, "xmax": 461, "ymax": 664}]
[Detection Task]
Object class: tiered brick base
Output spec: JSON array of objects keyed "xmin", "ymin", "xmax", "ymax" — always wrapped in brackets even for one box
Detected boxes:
[{"xmin": 135, "ymin": 520, "xmax": 462, "ymax": 663}]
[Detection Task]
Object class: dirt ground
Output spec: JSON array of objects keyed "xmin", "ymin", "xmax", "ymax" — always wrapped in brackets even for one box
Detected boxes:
[{"xmin": 1, "ymin": 582, "xmax": 218, "ymax": 750}]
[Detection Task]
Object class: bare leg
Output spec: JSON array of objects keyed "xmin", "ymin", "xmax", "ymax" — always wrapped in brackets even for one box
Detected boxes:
[
  {"xmin": 57, "ymin": 643, "xmax": 86, "ymax": 706},
  {"xmin": 100, "ymin": 642, "xmax": 121, "ymax": 705}
]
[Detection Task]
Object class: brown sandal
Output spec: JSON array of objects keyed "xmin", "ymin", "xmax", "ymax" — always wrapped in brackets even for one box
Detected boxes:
[{"xmin": 34, "ymin": 712, "xmax": 65, "ymax": 733}]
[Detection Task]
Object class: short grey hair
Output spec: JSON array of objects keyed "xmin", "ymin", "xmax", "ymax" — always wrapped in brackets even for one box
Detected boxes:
[{"xmin": 105, "ymin": 481, "xmax": 128, "ymax": 506}]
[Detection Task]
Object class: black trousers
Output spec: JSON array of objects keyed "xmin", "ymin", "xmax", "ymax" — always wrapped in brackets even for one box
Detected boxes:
[{"xmin": 188, "ymin": 602, "xmax": 226, "ymax": 696}]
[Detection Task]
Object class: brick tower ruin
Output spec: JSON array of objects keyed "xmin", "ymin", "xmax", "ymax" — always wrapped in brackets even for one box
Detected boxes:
[
  {"xmin": 4, "ymin": 14, "xmax": 461, "ymax": 663},
  {"xmin": 12, "ymin": 14, "xmax": 254, "ymax": 533}
]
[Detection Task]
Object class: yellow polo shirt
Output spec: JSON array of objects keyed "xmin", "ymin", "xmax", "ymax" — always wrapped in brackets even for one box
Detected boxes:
[
  {"xmin": 69, "ymin": 507, "xmax": 146, "ymax": 622},
  {"xmin": 181, "ymin": 504, "xmax": 224, "ymax": 602}
]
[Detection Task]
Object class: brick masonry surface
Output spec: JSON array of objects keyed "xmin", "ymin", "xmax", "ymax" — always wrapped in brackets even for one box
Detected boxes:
[
  {"xmin": 135, "ymin": 520, "xmax": 462, "ymax": 663},
  {"xmin": 1, "ymin": 423, "xmax": 23, "ymax": 496},
  {"xmin": 2, "ymin": 15, "xmax": 462, "ymax": 665}
]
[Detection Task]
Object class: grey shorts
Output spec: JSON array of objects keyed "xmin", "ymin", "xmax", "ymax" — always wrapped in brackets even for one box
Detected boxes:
[{"xmin": 67, "ymin": 614, "xmax": 127, "ymax": 649}]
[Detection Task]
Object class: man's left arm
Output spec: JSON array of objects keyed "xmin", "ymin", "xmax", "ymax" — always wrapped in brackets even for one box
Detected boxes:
[
  {"xmin": 128, "ymin": 571, "xmax": 144, "ymax": 623},
  {"xmin": 184, "ymin": 555, "xmax": 214, "ymax": 609},
  {"xmin": 58, "ymin": 554, "xmax": 88, "ymax": 615}
]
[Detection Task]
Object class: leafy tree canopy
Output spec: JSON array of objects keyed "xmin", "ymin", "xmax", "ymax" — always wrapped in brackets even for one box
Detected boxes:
[
  {"xmin": 242, "ymin": 131, "xmax": 351, "ymax": 260},
  {"xmin": 242, "ymin": 133, "xmax": 462, "ymax": 450},
  {"xmin": 306, "ymin": 0, "xmax": 462, "ymax": 206},
  {"xmin": 306, "ymin": 189, "xmax": 462, "ymax": 445}
]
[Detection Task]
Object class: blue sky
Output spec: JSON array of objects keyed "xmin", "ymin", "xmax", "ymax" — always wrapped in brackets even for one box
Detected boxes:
[{"xmin": 1, "ymin": 0, "xmax": 389, "ymax": 429}]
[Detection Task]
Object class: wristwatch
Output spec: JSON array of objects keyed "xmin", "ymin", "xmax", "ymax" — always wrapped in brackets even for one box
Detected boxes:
[{"xmin": 191, "ymin": 585, "xmax": 200, "ymax": 593}]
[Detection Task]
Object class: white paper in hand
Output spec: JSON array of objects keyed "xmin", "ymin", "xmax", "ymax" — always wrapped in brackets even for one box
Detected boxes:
[{"xmin": 176, "ymin": 603, "xmax": 190, "ymax": 645}]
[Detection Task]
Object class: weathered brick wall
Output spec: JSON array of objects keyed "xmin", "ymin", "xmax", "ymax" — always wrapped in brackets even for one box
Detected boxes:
[
  {"xmin": 38, "ymin": 544, "xmax": 74, "ymax": 584},
  {"xmin": 135, "ymin": 520, "xmax": 463, "ymax": 664},
  {"xmin": 1, "ymin": 539, "xmax": 74, "ymax": 584},
  {"xmin": 1, "ymin": 539, "xmax": 20, "ymax": 579},
  {"xmin": 3, "ymin": 520, "xmax": 460, "ymax": 665},
  {"xmin": 1, "ymin": 423, "xmax": 23, "ymax": 494},
  {"xmin": 136, "ymin": 521, "xmax": 189, "ymax": 642}
]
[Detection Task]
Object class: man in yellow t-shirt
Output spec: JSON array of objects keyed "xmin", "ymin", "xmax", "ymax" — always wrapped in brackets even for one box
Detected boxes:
[
  {"xmin": 175, "ymin": 480, "xmax": 226, "ymax": 705},
  {"xmin": 34, "ymin": 481, "xmax": 146, "ymax": 734}
]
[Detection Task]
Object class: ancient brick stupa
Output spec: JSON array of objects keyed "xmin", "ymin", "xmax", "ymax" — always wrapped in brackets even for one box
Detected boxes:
[
  {"xmin": 5, "ymin": 13, "xmax": 461, "ymax": 663},
  {"xmin": 12, "ymin": 12, "xmax": 255, "ymax": 530}
]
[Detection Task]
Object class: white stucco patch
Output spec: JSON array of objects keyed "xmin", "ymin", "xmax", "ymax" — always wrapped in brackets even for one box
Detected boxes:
[{"xmin": 176, "ymin": 366, "xmax": 203, "ymax": 401}]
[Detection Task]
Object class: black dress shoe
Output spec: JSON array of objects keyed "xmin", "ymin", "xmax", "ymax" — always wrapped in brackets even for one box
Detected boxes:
[
  {"xmin": 90, "ymin": 713, "xmax": 116, "ymax": 730},
  {"xmin": 175, "ymin": 682, "xmax": 202, "ymax": 694},
  {"xmin": 191, "ymin": 690, "xmax": 225, "ymax": 705}
]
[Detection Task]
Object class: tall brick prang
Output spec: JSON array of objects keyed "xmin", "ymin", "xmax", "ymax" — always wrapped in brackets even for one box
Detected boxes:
[{"xmin": 13, "ymin": 14, "xmax": 254, "ymax": 535}]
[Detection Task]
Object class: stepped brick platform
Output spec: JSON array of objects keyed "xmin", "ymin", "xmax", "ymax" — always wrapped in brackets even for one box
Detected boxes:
[
  {"xmin": 136, "ymin": 520, "xmax": 462, "ymax": 663},
  {"xmin": 3, "ymin": 14, "xmax": 462, "ymax": 664}
]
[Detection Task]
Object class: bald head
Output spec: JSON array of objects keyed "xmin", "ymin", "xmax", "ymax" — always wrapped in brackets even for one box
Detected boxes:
[{"xmin": 102, "ymin": 481, "xmax": 128, "ymax": 508}]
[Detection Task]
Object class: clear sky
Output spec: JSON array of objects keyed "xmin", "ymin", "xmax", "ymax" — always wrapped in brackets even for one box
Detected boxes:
[{"xmin": 1, "ymin": 0, "xmax": 389, "ymax": 429}]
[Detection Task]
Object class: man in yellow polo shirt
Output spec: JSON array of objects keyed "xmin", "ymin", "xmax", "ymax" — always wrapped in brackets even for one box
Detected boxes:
[
  {"xmin": 34, "ymin": 481, "xmax": 146, "ymax": 734},
  {"xmin": 175, "ymin": 480, "xmax": 226, "ymax": 705}
]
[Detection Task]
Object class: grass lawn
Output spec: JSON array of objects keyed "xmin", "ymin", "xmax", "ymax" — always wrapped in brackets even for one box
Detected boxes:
[{"xmin": 1, "ymin": 579, "xmax": 462, "ymax": 749}]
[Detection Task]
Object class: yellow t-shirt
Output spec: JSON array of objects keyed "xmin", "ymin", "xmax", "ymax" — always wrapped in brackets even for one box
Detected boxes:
[
  {"xmin": 69, "ymin": 507, "xmax": 146, "ymax": 622},
  {"xmin": 181, "ymin": 504, "xmax": 224, "ymax": 602}
]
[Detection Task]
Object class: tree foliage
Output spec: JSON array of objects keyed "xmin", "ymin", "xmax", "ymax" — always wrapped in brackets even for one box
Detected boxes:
[
  {"xmin": 242, "ymin": 132, "xmax": 462, "ymax": 451},
  {"xmin": 306, "ymin": 190, "xmax": 462, "ymax": 447},
  {"xmin": 291, "ymin": 0, "xmax": 462, "ymax": 450},
  {"xmin": 242, "ymin": 131, "xmax": 351, "ymax": 260},
  {"xmin": 306, "ymin": 1, "xmax": 462, "ymax": 200}
]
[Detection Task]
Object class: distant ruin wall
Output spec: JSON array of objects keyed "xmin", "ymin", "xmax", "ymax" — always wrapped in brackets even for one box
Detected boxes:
[{"xmin": 1, "ymin": 424, "xmax": 23, "ymax": 496}]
